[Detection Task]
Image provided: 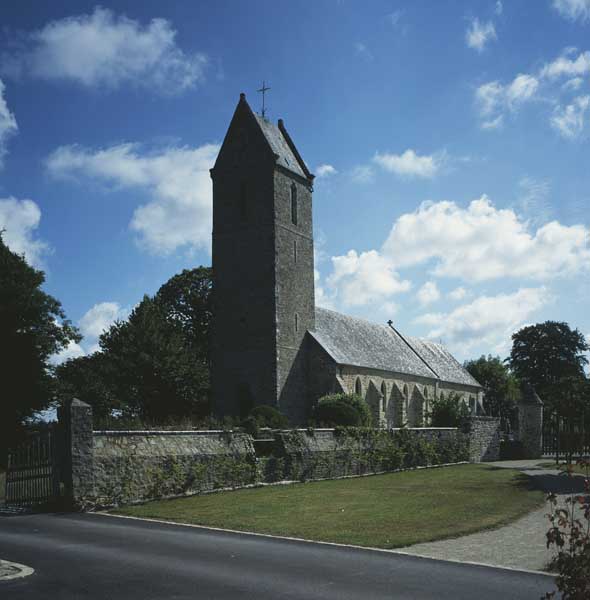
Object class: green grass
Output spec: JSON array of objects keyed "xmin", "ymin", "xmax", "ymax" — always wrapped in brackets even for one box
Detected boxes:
[{"xmin": 113, "ymin": 464, "xmax": 544, "ymax": 549}]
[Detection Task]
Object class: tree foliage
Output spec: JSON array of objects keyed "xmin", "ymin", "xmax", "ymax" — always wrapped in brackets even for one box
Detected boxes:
[
  {"xmin": 56, "ymin": 267, "xmax": 212, "ymax": 423},
  {"xmin": 0, "ymin": 233, "xmax": 80, "ymax": 462},
  {"xmin": 464, "ymin": 355, "xmax": 520, "ymax": 426},
  {"xmin": 508, "ymin": 321, "xmax": 589, "ymax": 412}
]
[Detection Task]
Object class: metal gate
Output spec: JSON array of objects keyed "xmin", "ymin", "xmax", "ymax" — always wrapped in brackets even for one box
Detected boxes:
[
  {"xmin": 543, "ymin": 412, "xmax": 590, "ymax": 459},
  {"xmin": 5, "ymin": 430, "xmax": 62, "ymax": 507}
]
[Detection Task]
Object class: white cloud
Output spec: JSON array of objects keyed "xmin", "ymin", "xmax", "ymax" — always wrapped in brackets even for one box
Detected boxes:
[
  {"xmin": 518, "ymin": 176, "xmax": 552, "ymax": 225},
  {"xmin": 326, "ymin": 249, "xmax": 411, "ymax": 307},
  {"xmin": 551, "ymin": 95, "xmax": 590, "ymax": 138},
  {"xmin": 373, "ymin": 149, "xmax": 444, "ymax": 179},
  {"xmin": 475, "ymin": 74, "xmax": 538, "ymax": 128},
  {"xmin": 316, "ymin": 164, "xmax": 337, "ymax": 178},
  {"xmin": 1, "ymin": 7, "xmax": 207, "ymax": 93},
  {"xmin": 495, "ymin": 1, "xmax": 504, "ymax": 15},
  {"xmin": 541, "ymin": 50, "xmax": 590, "ymax": 79},
  {"xmin": 553, "ymin": 0, "xmax": 590, "ymax": 23},
  {"xmin": 448, "ymin": 286, "xmax": 468, "ymax": 301},
  {"xmin": 0, "ymin": 79, "xmax": 17, "ymax": 167},
  {"xmin": 382, "ymin": 195, "xmax": 590, "ymax": 282},
  {"xmin": 50, "ymin": 341, "xmax": 85, "ymax": 366},
  {"xmin": 46, "ymin": 142, "xmax": 219, "ymax": 254},
  {"xmin": 354, "ymin": 42, "xmax": 373, "ymax": 61},
  {"xmin": 414, "ymin": 287, "xmax": 551, "ymax": 351},
  {"xmin": 0, "ymin": 197, "xmax": 49, "ymax": 267},
  {"xmin": 417, "ymin": 281, "xmax": 441, "ymax": 306},
  {"xmin": 465, "ymin": 19, "xmax": 497, "ymax": 52},
  {"xmin": 79, "ymin": 302, "xmax": 128, "ymax": 339},
  {"xmin": 350, "ymin": 165, "xmax": 375, "ymax": 184},
  {"xmin": 563, "ymin": 77, "xmax": 584, "ymax": 91},
  {"xmin": 481, "ymin": 115, "xmax": 504, "ymax": 130}
]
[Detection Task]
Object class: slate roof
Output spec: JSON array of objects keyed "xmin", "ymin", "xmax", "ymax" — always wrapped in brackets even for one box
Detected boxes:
[
  {"xmin": 310, "ymin": 307, "xmax": 481, "ymax": 388},
  {"xmin": 405, "ymin": 336, "xmax": 481, "ymax": 388},
  {"xmin": 253, "ymin": 113, "xmax": 308, "ymax": 179}
]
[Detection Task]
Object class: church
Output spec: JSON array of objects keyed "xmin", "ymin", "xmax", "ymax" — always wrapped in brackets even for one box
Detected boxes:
[{"xmin": 210, "ymin": 93, "xmax": 483, "ymax": 427}]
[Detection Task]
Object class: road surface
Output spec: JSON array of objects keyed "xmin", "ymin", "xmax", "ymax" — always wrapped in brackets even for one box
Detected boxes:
[{"xmin": 0, "ymin": 512, "xmax": 555, "ymax": 599}]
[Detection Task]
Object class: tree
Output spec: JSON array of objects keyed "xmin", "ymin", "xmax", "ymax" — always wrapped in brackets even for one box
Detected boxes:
[
  {"xmin": 313, "ymin": 394, "xmax": 372, "ymax": 427},
  {"xmin": 56, "ymin": 267, "xmax": 213, "ymax": 423},
  {"xmin": 508, "ymin": 321, "xmax": 589, "ymax": 412},
  {"xmin": 464, "ymin": 355, "xmax": 520, "ymax": 428},
  {"xmin": 0, "ymin": 233, "xmax": 80, "ymax": 464}
]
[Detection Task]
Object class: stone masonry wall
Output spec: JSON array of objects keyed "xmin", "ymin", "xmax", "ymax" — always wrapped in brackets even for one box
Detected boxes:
[
  {"xmin": 92, "ymin": 431, "xmax": 256, "ymax": 507},
  {"xmin": 467, "ymin": 416, "xmax": 501, "ymax": 462}
]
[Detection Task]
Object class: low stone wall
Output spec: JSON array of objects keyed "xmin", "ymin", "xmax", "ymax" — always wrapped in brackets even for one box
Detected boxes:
[
  {"xmin": 92, "ymin": 431, "xmax": 256, "ymax": 507},
  {"xmin": 61, "ymin": 400, "xmax": 499, "ymax": 509},
  {"xmin": 467, "ymin": 417, "xmax": 501, "ymax": 462}
]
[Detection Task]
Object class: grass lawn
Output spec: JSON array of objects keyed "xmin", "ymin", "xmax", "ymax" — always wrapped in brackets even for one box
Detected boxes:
[{"xmin": 113, "ymin": 464, "xmax": 545, "ymax": 549}]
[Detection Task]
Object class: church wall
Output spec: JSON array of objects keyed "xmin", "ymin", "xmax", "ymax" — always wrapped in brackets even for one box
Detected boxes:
[
  {"xmin": 337, "ymin": 365, "xmax": 482, "ymax": 428},
  {"xmin": 274, "ymin": 169, "xmax": 315, "ymax": 424}
]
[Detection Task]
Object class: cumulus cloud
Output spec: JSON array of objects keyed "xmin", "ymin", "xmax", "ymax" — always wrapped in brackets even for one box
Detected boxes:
[
  {"xmin": 414, "ymin": 287, "xmax": 551, "ymax": 352},
  {"xmin": 326, "ymin": 249, "xmax": 411, "ymax": 307},
  {"xmin": 382, "ymin": 195, "xmax": 590, "ymax": 282},
  {"xmin": 475, "ymin": 74, "xmax": 539, "ymax": 129},
  {"xmin": 1, "ymin": 7, "xmax": 207, "ymax": 93},
  {"xmin": 551, "ymin": 95, "xmax": 590, "ymax": 138},
  {"xmin": 350, "ymin": 165, "xmax": 375, "ymax": 184},
  {"xmin": 448, "ymin": 286, "xmax": 469, "ymax": 301},
  {"xmin": 316, "ymin": 164, "xmax": 337, "ymax": 178},
  {"xmin": 417, "ymin": 281, "xmax": 441, "ymax": 306},
  {"xmin": 553, "ymin": 0, "xmax": 590, "ymax": 23},
  {"xmin": 373, "ymin": 149, "xmax": 444, "ymax": 179},
  {"xmin": 50, "ymin": 340, "xmax": 85, "ymax": 366},
  {"xmin": 466, "ymin": 19, "xmax": 497, "ymax": 52},
  {"xmin": 0, "ymin": 197, "xmax": 49, "ymax": 267},
  {"xmin": 541, "ymin": 50, "xmax": 590, "ymax": 79},
  {"xmin": 79, "ymin": 301, "xmax": 128, "ymax": 339},
  {"xmin": 0, "ymin": 79, "xmax": 17, "ymax": 167},
  {"xmin": 46, "ymin": 142, "xmax": 219, "ymax": 254}
]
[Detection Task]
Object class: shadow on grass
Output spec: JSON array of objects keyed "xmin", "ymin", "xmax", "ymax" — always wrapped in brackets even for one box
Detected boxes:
[{"xmin": 482, "ymin": 464, "xmax": 586, "ymax": 494}]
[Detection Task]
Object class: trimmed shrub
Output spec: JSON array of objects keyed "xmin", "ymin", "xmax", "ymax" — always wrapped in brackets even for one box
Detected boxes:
[
  {"xmin": 429, "ymin": 392, "xmax": 470, "ymax": 428},
  {"xmin": 313, "ymin": 394, "xmax": 372, "ymax": 427},
  {"xmin": 249, "ymin": 405, "xmax": 290, "ymax": 429}
]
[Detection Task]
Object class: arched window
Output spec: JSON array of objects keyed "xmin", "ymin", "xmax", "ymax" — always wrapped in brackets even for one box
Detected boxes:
[
  {"xmin": 295, "ymin": 313, "xmax": 299, "ymax": 333},
  {"xmin": 381, "ymin": 381, "xmax": 387, "ymax": 411},
  {"xmin": 290, "ymin": 184, "xmax": 298, "ymax": 225},
  {"xmin": 239, "ymin": 181, "xmax": 248, "ymax": 221},
  {"xmin": 403, "ymin": 384, "xmax": 409, "ymax": 415},
  {"xmin": 440, "ymin": 391, "xmax": 445, "ymax": 401},
  {"xmin": 293, "ymin": 239, "xmax": 297, "ymax": 263},
  {"xmin": 355, "ymin": 377, "xmax": 362, "ymax": 396}
]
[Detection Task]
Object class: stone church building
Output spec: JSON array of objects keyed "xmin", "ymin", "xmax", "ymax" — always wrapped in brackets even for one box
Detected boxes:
[{"xmin": 210, "ymin": 93, "xmax": 483, "ymax": 427}]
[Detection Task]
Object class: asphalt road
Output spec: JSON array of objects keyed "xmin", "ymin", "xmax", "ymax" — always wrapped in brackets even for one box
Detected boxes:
[{"xmin": 0, "ymin": 512, "xmax": 556, "ymax": 599}]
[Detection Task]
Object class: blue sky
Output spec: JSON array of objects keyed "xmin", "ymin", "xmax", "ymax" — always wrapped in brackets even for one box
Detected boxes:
[{"xmin": 0, "ymin": 0, "xmax": 589, "ymax": 363}]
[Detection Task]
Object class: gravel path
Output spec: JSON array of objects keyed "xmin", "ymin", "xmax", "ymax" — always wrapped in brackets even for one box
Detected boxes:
[{"xmin": 402, "ymin": 460, "xmax": 585, "ymax": 572}]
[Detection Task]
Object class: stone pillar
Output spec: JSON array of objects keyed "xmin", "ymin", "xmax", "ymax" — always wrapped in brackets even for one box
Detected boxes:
[
  {"xmin": 517, "ymin": 385, "xmax": 543, "ymax": 459},
  {"xmin": 61, "ymin": 398, "xmax": 95, "ymax": 509}
]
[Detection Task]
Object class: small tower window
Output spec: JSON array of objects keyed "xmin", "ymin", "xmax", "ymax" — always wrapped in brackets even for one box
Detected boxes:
[
  {"xmin": 239, "ymin": 182, "xmax": 248, "ymax": 221},
  {"xmin": 295, "ymin": 312, "xmax": 299, "ymax": 333},
  {"xmin": 294, "ymin": 239, "xmax": 297, "ymax": 263},
  {"xmin": 290, "ymin": 184, "xmax": 298, "ymax": 225}
]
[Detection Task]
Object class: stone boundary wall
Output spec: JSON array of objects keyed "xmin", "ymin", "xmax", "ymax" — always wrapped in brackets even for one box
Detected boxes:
[
  {"xmin": 60, "ymin": 401, "xmax": 500, "ymax": 509},
  {"xmin": 467, "ymin": 416, "xmax": 501, "ymax": 463}
]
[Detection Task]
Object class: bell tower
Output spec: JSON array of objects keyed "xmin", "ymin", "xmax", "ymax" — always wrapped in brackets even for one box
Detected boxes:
[{"xmin": 210, "ymin": 93, "xmax": 315, "ymax": 423}]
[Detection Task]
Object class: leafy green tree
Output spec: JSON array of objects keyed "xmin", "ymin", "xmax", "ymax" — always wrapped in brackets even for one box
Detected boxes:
[
  {"xmin": 56, "ymin": 267, "xmax": 213, "ymax": 423},
  {"xmin": 464, "ymin": 355, "xmax": 520, "ymax": 427},
  {"xmin": 508, "ymin": 321, "xmax": 589, "ymax": 412},
  {"xmin": 0, "ymin": 233, "xmax": 80, "ymax": 463}
]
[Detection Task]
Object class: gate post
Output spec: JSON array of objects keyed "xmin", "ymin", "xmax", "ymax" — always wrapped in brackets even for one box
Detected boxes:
[
  {"xmin": 60, "ymin": 398, "xmax": 95, "ymax": 509},
  {"xmin": 517, "ymin": 385, "xmax": 544, "ymax": 459}
]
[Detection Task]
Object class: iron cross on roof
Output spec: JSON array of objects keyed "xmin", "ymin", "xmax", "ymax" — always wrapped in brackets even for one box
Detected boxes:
[{"xmin": 257, "ymin": 81, "xmax": 271, "ymax": 119}]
